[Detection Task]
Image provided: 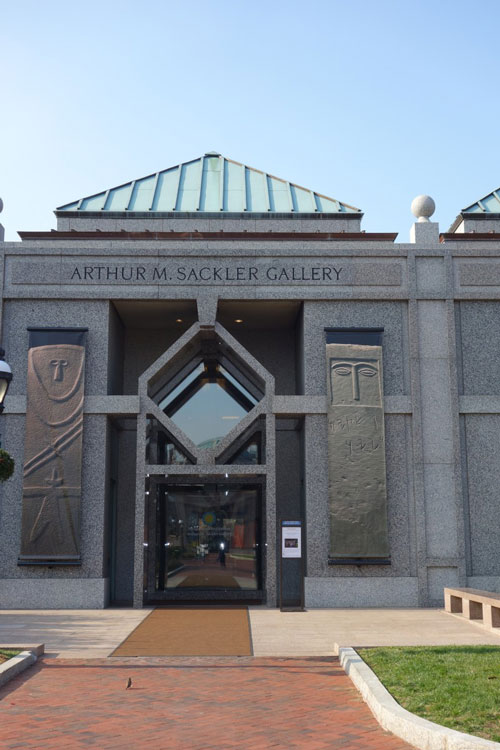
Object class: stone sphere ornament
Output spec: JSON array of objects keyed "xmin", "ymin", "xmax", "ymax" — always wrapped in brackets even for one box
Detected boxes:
[{"xmin": 411, "ymin": 195, "xmax": 435, "ymax": 222}]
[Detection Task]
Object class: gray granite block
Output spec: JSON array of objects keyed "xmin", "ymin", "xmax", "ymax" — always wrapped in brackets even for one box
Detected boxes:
[
  {"xmin": 3, "ymin": 396, "xmax": 26, "ymax": 414},
  {"xmin": 272, "ymin": 395, "xmax": 326, "ymax": 414},
  {"xmin": 384, "ymin": 396, "xmax": 412, "ymax": 413},
  {"xmin": 460, "ymin": 217, "xmax": 500, "ymax": 233},
  {"xmin": 459, "ymin": 261, "xmax": 500, "ymax": 287},
  {"xmin": 416, "ymin": 257, "xmax": 446, "ymax": 295},
  {"xmin": 423, "ymin": 463, "xmax": 459, "ymax": 558},
  {"xmin": 410, "ymin": 221, "xmax": 439, "ymax": 247},
  {"xmin": 459, "ymin": 302, "xmax": 500, "ymax": 394},
  {"xmin": 0, "ymin": 578, "xmax": 109, "ymax": 608},
  {"xmin": 463, "ymin": 415, "xmax": 500, "ymax": 577},
  {"xmin": 304, "ymin": 414, "xmax": 329, "ymax": 575},
  {"xmin": 419, "ymin": 357, "xmax": 454, "ymax": 464},
  {"xmin": 385, "ymin": 415, "xmax": 413, "ymax": 576},
  {"xmin": 459, "ymin": 396, "xmax": 500, "ymax": 413},
  {"xmin": 305, "ymin": 576, "xmax": 418, "ymax": 607},
  {"xmin": 0, "ymin": 415, "xmax": 27, "ymax": 576},
  {"xmin": 417, "ymin": 300, "xmax": 448, "ymax": 358},
  {"xmin": 466, "ymin": 577, "xmax": 500, "ymax": 593},
  {"xmin": 427, "ymin": 567, "xmax": 459, "ymax": 604},
  {"xmin": 84, "ymin": 396, "xmax": 140, "ymax": 414}
]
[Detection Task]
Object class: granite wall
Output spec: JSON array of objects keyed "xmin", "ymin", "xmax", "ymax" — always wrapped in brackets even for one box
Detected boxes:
[
  {"xmin": 2, "ymin": 228, "xmax": 500, "ymax": 609},
  {"xmin": 302, "ymin": 300, "xmax": 409, "ymax": 397},
  {"xmin": 0, "ymin": 300, "xmax": 113, "ymax": 607}
]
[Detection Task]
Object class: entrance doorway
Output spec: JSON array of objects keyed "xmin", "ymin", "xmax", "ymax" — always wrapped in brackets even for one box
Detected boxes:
[
  {"xmin": 136, "ymin": 321, "xmax": 275, "ymax": 607},
  {"xmin": 145, "ymin": 481, "xmax": 263, "ymax": 602}
]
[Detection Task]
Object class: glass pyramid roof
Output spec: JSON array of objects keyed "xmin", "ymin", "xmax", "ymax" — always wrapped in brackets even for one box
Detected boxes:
[
  {"xmin": 463, "ymin": 188, "xmax": 500, "ymax": 214},
  {"xmin": 57, "ymin": 152, "xmax": 360, "ymax": 214}
]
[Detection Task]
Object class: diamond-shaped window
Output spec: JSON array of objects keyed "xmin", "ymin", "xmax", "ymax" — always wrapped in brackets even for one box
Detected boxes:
[
  {"xmin": 157, "ymin": 360, "xmax": 261, "ymax": 449},
  {"xmin": 145, "ymin": 417, "xmax": 194, "ymax": 465}
]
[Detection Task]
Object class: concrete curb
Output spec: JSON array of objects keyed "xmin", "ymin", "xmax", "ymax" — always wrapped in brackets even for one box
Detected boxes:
[
  {"xmin": 0, "ymin": 651, "xmax": 38, "ymax": 689},
  {"xmin": 0, "ymin": 643, "xmax": 44, "ymax": 657},
  {"xmin": 336, "ymin": 645, "xmax": 500, "ymax": 750}
]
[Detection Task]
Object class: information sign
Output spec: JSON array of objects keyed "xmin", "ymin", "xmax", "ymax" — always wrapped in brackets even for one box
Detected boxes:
[{"xmin": 282, "ymin": 524, "xmax": 302, "ymax": 558}]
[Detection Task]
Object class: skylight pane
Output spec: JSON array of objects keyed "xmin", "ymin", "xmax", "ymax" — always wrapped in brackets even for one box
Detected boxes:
[
  {"xmin": 224, "ymin": 161, "xmax": 245, "ymax": 211},
  {"xmin": 176, "ymin": 160, "xmax": 202, "ymax": 211},
  {"xmin": 246, "ymin": 169, "xmax": 268, "ymax": 212},
  {"xmin": 80, "ymin": 193, "xmax": 107, "ymax": 210},
  {"xmin": 128, "ymin": 175, "xmax": 157, "ymax": 211},
  {"xmin": 105, "ymin": 184, "xmax": 132, "ymax": 211},
  {"xmin": 200, "ymin": 156, "xmax": 221, "ymax": 211},
  {"xmin": 269, "ymin": 177, "xmax": 291, "ymax": 212},
  {"xmin": 154, "ymin": 168, "xmax": 180, "ymax": 211},
  {"xmin": 293, "ymin": 186, "xmax": 316, "ymax": 212},
  {"xmin": 316, "ymin": 195, "xmax": 340, "ymax": 213},
  {"xmin": 482, "ymin": 194, "xmax": 500, "ymax": 213}
]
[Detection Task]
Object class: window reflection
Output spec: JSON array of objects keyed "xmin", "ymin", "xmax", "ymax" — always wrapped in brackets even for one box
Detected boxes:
[
  {"xmin": 145, "ymin": 417, "xmax": 192, "ymax": 464},
  {"xmin": 154, "ymin": 357, "xmax": 263, "ymax": 448},
  {"xmin": 228, "ymin": 436, "xmax": 261, "ymax": 465},
  {"xmin": 171, "ymin": 383, "xmax": 248, "ymax": 448}
]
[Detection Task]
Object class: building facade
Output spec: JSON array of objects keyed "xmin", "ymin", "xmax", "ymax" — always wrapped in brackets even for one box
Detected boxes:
[{"xmin": 1, "ymin": 153, "xmax": 499, "ymax": 609}]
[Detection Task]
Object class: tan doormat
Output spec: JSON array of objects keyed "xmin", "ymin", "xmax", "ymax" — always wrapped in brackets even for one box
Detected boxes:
[
  {"xmin": 178, "ymin": 574, "xmax": 239, "ymax": 588},
  {"xmin": 112, "ymin": 607, "xmax": 252, "ymax": 657}
]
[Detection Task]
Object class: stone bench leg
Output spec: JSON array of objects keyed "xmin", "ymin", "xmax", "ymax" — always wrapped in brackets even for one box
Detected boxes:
[
  {"xmin": 445, "ymin": 592, "xmax": 463, "ymax": 614},
  {"xmin": 484, "ymin": 604, "xmax": 500, "ymax": 630},
  {"xmin": 463, "ymin": 599, "xmax": 483, "ymax": 620}
]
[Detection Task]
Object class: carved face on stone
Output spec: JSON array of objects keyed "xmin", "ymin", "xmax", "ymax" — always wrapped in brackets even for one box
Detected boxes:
[
  {"xmin": 329, "ymin": 358, "xmax": 380, "ymax": 405},
  {"xmin": 30, "ymin": 345, "xmax": 84, "ymax": 402}
]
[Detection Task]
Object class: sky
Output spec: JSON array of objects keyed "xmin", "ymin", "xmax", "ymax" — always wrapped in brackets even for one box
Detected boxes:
[{"xmin": 2, "ymin": 0, "xmax": 500, "ymax": 241}]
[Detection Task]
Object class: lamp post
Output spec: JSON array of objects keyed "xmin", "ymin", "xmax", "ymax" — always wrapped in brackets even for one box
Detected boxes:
[{"xmin": 0, "ymin": 348, "xmax": 12, "ymax": 414}]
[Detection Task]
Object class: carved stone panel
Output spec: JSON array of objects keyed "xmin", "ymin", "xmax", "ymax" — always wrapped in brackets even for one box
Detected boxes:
[
  {"xmin": 326, "ymin": 343, "xmax": 389, "ymax": 560},
  {"xmin": 19, "ymin": 330, "xmax": 86, "ymax": 563}
]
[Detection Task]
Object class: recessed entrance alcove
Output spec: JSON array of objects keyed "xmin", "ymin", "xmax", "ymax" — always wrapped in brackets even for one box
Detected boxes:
[{"xmin": 134, "ymin": 320, "xmax": 275, "ymax": 605}]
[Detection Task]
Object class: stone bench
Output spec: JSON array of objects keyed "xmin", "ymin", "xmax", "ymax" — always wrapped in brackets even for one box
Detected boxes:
[{"xmin": 444, "ymin": 587, "xmax": 500, "ymax": 632}]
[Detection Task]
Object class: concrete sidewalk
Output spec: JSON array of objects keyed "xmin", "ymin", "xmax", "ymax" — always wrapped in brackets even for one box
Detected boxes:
[
  {"xmin": 0, "ymin": 608, "xmax": 152, "ymax": 658},
  {"xmin": 249, "ymin": 607, "xmax": 500, "ymax": 656},
  {"xmin": 1, "ymin": 607, "xmax": 499, "ymax": 657}
]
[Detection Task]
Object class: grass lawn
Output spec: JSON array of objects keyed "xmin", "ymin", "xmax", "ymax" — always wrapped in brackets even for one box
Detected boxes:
[
  {"xmin": 358, "ymin": 645, "xmax": 500, "ymax": 744},
  {"xmin": 0, "ymin": 649, "xmax": 20, "ymax": 665}
]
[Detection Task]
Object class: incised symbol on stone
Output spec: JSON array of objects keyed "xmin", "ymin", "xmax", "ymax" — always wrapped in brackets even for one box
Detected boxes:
[
  {"xmin": 329, "ymin": 358, "xmax": 380, "ymax": 406},
  {"xmin": 20, "ymin": 343, "xmax": 85, "ymax": 560},
  {"xmin": 50, "ymin": 359, "xmax": 69, "ymax": 382},
  {"xmin": 326, "ymin": 343, "xmax": 389, "ymax": 559}
]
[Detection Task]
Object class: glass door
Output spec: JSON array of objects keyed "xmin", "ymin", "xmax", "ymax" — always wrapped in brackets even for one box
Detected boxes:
[{"xmin": 154, "ymin": 483, "xmax": 261, "ymax": 593}]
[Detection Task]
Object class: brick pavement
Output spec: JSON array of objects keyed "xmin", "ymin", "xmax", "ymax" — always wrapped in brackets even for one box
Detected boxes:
[{"xmin": 0, "ymin": 656, "xmax": 412, "ymax": 749}]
